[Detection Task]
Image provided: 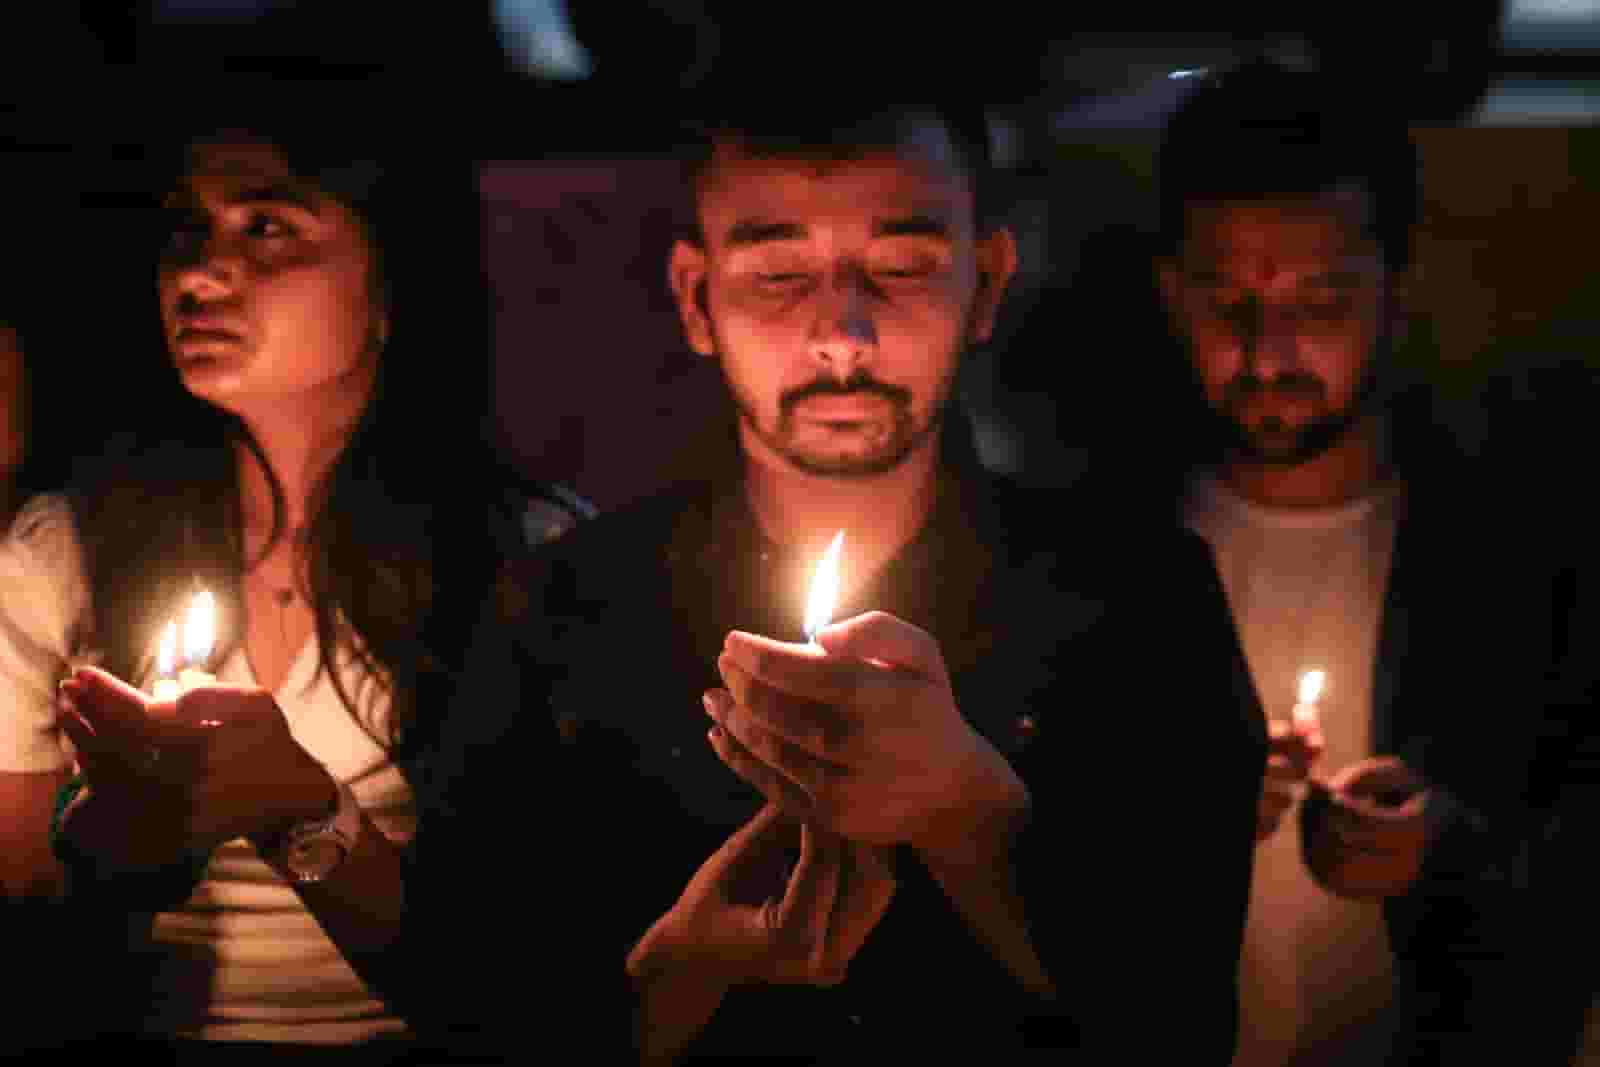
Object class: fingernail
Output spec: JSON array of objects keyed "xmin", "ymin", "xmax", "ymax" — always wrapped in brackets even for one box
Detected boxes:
[
  {"xmin": 708, "ymin": 725, "xmax": 723, "ymax": 741},
  {"xmin": 702, "ymin": 694, "xmax": 721, "ymax": 721}
]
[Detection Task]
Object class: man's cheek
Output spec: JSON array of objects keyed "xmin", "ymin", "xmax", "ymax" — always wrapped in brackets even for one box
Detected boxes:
[
  {"xmin": 1306, "ymin": 341, "xmax": 1368, "ymax": 404},
  {"xmin": 1187, "ymin": 343, "xmax": 1237, "ymax": 395}
]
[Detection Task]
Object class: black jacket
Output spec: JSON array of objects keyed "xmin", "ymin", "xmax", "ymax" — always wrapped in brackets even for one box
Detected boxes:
[
  {"xmin": 1360, "ymin": 390, "xmax": 1600, "ymax": 1066},
  {"xmin": 410, "ymin": 461, "xmax": 1266, "ymax": 1063}
]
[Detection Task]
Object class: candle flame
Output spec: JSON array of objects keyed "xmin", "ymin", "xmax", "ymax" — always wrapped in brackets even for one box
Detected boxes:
[
  {"xmin": 1298, "ymin": 669, "xmax": 1326, "ymax": 705},
  {"xmin": 803, "ymin": 531, "xmax": 845, "ymax": 643},
  {"xmin": 183, "ymin": 590, "xmax": 216, "ymax": 667},
  {"xmin": 157, "ymin": 621, "xmax": 178, "ymax": 678}
]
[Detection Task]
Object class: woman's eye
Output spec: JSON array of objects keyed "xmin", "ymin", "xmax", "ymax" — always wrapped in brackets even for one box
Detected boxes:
[
  {"xmin": 164, "ymin": 223, "xmax": 205, "ymax": 251},
  {"xmin": 245, "ymin": 214, "xmax": 294, "ymax": 240}
]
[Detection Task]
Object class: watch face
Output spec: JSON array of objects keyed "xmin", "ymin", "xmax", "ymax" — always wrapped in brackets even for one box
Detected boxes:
[{"xmin": 287, "ymin": 834, "xmax": 348, "ymax": 883}]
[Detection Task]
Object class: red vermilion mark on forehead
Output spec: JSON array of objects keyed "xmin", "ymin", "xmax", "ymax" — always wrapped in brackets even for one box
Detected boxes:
[{"xmin": 1243, "ymin": 256, "xmax": 1282, "ymax": 288}]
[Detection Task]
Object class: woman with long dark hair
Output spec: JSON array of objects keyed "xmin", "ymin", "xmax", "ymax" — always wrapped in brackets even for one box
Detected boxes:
[{"xmin": 0, "ymin": 89, "xmax": 582, "ymax": 1060}]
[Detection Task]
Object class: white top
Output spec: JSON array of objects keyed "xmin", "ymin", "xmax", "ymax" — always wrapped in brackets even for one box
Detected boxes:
[
  {"xmin": 1185, "ymin": 473, "xmax": 1403, "ymax": 1067},
  {"xmin": 0, "ymin": 492, "xmax": 566, "ymax": 1045}
]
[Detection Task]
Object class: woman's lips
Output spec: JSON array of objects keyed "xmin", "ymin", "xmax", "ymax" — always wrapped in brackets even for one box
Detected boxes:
[{"xmin": 176, "ymin": 327, "xmax": 242, "ymax": 342}]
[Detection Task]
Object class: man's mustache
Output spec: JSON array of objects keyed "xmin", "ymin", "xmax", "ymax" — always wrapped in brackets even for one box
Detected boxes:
[
  {"xmin": 1222, "ymin": 373, "xmax": 1325, "ymax": 409},
  {"xmin": 780, "ymin": 374, "xmax": 911, "ymax": 415}
]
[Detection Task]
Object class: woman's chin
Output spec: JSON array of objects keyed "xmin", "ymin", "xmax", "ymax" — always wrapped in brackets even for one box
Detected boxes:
[{"xmin": 175, "ymin": 354, "xmax": 251, "ymax": 402}]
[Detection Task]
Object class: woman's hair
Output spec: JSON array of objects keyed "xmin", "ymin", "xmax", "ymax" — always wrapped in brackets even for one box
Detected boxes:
[
  {"xmin": 2, "ymin": 226, "xmax": 76, "ymax": 517},
  {"xmin": 69, "ymin": 84, "xmax": 520, "ymax": 753}
]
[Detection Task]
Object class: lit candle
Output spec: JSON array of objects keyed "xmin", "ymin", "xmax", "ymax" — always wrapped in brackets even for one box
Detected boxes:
[
  {"xmin": 802, "ymin": 531, "xmax": 845, "ymax": 645},
  {"xmin": 1292, "ymin": 668, "xmax": 1325, "ymax": 732},
  {"xmin": 152, "ymin": 622, "xmax": 181, "ymax": 702},
  {"xmin": 151, "ymin": 590, "xmax": 218, "ymax": 700},
  {"xmin": 177, "ymin": 590, "xmax": 217, "ymax": 692}
]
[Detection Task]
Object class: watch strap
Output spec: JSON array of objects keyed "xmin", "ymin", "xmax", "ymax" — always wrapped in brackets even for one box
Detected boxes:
[{"xmin": 278, "ymin": 779, "xmax": 362, "ymax": 883}]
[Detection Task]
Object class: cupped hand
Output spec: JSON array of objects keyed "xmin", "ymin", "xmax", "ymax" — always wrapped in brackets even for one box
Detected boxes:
[
  {"xmin": 56, "ymin": 665, "xmax": 336, "ymax": 869},
  {"xmin": 1301, "ymin": 756, "xmax": 1431, "ymax": 897},
  {"xmin": 626, "ymin": 802, "xmax": 895, "ymax": 989},
  {"xmin": 706, "ymin": 611, "xmax": 1027, "ymax": 853}
]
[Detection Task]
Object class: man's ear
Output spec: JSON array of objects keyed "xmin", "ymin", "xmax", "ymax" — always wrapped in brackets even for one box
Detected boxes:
[
  {"xmin": 1382, "ymin": 265, "xmax": 1417, "ymax": 351},
  {"xmin": 1155, "ymin": 257, "xmax": 1181, "ymax": 313},
  {"xmin": 968, "ymin": 226, "xmax": 1019, "ymax": 345},
  {"xmin": 668, "ymin": 239, "xmax": 715, "ymax": 357}
]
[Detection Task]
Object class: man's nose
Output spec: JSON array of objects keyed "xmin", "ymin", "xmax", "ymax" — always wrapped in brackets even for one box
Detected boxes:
[
  {"xmin": 1231, "ymin": 299, "xmax": 1300, "ymax": 382},
  {"xmin": 808, "ymin": 266, "xmax": 878, "ymax": 380}
]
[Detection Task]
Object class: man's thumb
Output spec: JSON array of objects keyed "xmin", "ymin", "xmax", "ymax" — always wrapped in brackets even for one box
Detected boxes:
[{"xmin": 814, "ymin": 611, "xmax": 947, "ymax": 682}]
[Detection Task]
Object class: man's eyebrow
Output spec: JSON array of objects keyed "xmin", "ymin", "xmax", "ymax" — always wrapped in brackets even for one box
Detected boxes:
[
  {"xmin": 229, "ymin": 182, "xmax": 323, "ymax": 216},
  {"xmin": 872, "ymin": 214, "xmax": 951, "ymax": 239},
  {"xmin": 724, "ymin": 220, "xmax": 805, "ymax": 248},
  {"xmin": 1302, "ymin": 269, "xmax": 1367, "ymax": 287}
]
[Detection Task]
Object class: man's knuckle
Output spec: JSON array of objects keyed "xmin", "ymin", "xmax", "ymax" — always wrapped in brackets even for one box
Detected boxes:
[
  {"xmin": 727, "ymin": 708, "xmax": 759, "ymax": 747},
  {"xmin": 801, "ymin": 719, "xmax": 831, "ymax": 757},
  {"xmin": 749, "ymin": 724, "xmax": 780, "ymax": 763},
  {"xmin": 775, "ymin": 924, "xmax": 813, "ymax": 955},
  {"xmin": 748, "ymin": 647, "xmax": 776, "ymax": 680},
  {"xmin": 809, "ymin": 958, "xmax": 848, "ymax": 986},
  {"xmin": 861, "ymin": 609, "xmax": 893, "ymax": 629},
  {"xmin": 826, "ymin": 665, "xmax": 858, "ymax": 703},
  {"xmin": 751, "ymin": 684, "xmax": 785, "ymax": 725}
]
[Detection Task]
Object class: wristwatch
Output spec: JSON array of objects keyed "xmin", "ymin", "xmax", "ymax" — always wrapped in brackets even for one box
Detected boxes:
[{"xmin": 277, "ymin": 780, "xmax": 363, "ymax": 884}]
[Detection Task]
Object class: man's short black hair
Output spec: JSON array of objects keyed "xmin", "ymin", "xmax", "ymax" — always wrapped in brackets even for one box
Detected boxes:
[
  {"xmin": 681, "ymin": 100, "xmax": 999, "ymax": 241},
  {"xmin": 1157, "ymin": 60, "xmax": 1421, "ymax": 269}
]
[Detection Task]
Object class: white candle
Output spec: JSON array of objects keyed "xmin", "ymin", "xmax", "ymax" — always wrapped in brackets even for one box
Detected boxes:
[
  {"xmin": 176, "ymin": 590, "xmax": 218, "ymax": 692},
  {"xmin": 802, "ymin": 531, "xmax": 845, "ymax": 645},
  {"xmin": 1292, "ymin": 668, "xmax": 1325, "ymax": 731},
  {"xmin": 152, "ymin": 621, "xmax": 181, "ymax": 701},
  {"xmin": 152, "ymin": 590, "xmax": 218, "ymax": 700}
]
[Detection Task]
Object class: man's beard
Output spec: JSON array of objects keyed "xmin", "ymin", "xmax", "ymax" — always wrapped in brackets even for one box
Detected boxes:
[
  {"xmin": 710, "ymin": 316, "xmax": 962, "ymax": 478},
  {"xmin": 1213, "ymin": 358, "xmax": 1385, "ymax": 467},
  {"xmin": 733, "ymin": 370, "xmax": 940, "ymax": 477}
]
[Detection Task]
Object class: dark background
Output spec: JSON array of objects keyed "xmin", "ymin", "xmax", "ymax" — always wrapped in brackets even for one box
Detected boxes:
[
  {"xmin": 5, "ymin": 5, "xmax": 1600, "ymax": 510},
  {"xmin": 4, "ymin": 4, "xmax": 1600, "ymax": 1057}
]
